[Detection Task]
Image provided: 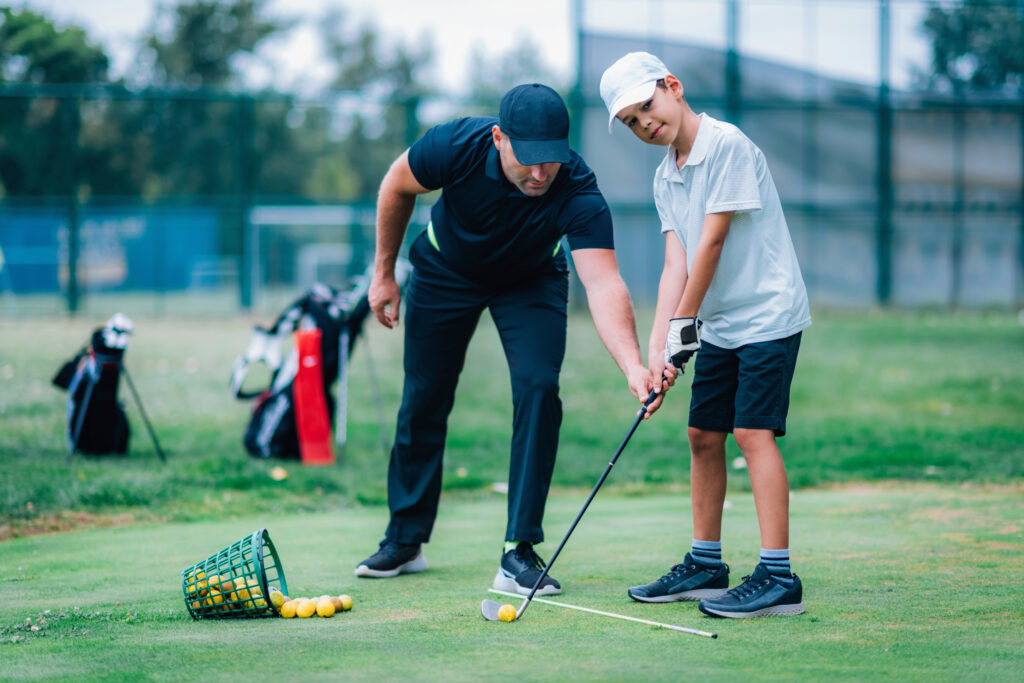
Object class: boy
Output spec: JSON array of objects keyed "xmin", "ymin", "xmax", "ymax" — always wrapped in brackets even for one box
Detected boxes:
[{"xmin": 599, "ymin": 52, "xmax": 811, "ymax": 618}]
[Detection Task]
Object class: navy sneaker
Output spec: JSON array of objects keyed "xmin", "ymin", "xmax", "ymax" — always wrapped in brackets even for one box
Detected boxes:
[
  {"xmin": 698, "ymin": 564, "xmax": 805, "ymax": 618},
  {"xmin": 492, "ymin": 542, "xmax": 562, "ymax": 596},
  {"xmin": 354, "ymin": 539, "xmax": 428, "ymax": 578},
  {"xmin": 627, "ymin": 553, "xmax": 730, "ymax": 602}
]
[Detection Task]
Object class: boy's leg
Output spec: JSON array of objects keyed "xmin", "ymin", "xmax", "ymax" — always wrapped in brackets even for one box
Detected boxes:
[
  {"xmin": 626, "ymin": 343, "xmax": 735, "ymax": 603},
  {"xmin": 688, "ymin": 427, "xmax": 728, "ymax": 542},
  {"xmin": 698, "ymin": 333, "xmax": 804, "ymax": 618},
  {"xmin": 733, "ymin": 428, "xmax": 789, "ymax": 549}
]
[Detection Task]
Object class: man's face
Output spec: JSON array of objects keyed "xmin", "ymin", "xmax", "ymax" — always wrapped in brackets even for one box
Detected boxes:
[
  {"xmin": 492, "ymin": 128, "xmax": 561, "ymax": 197},
  {"xmin": 615, "ymin": 76, "xmax": 683, "ymax": 146}
]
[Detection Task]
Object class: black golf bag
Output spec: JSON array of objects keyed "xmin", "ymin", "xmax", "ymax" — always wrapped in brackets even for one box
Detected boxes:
[
  {"xmin": 53, "ymin": 315, "xmax": 133, "ymax": 455},
  {"xmin": 232, "ymin": 281, "xmax": 373, "ymax": 460}
]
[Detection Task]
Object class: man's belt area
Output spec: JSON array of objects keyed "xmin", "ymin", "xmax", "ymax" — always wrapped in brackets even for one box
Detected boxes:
[{"xmin": 427, "ymin": 220, "xmax": 561, "ymax": 258}]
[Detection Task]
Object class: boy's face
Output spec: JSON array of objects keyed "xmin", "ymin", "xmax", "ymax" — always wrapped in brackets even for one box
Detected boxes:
[{"xmin": 615, "ymin": 75, "xmax": 683, "ymax": 146}]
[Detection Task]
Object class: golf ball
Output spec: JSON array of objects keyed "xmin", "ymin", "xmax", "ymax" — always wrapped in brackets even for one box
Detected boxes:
[{"xmin": 498, "ymin": 604, "xmax": 516, "ymax": 622}]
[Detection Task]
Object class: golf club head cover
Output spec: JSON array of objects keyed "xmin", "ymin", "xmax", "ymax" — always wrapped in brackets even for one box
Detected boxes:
[{"xmin": 664, "ymin": 317, "xmax": 701, "ymax": 369}]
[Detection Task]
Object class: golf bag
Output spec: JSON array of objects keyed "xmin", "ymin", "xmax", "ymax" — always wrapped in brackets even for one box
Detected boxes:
[
  {"xmin": 232, "ymin": 275, "xmax": 381, "ymax": 460},
  {"xmin": 53, "ymin": 314, "xmax": 134, "ymax": 455}
]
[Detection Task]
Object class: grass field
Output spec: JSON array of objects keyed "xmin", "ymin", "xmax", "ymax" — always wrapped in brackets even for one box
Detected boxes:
[
  {"xmin": 2, "ymin": 310, "xmax": 1023, "ymax": 536},
  {"xmin": 1, "ymin": 310, "xmax": 1023, "ymax": 679},
  {"xmin": 2, "ymin": 485, "xmax": 1022, "ymax": 680}
]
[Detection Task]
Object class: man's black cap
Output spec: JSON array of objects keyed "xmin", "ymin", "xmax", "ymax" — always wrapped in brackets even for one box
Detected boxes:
[{"xmin": 498, "ymin": 83, "xmax": 571, "ymax": 166}]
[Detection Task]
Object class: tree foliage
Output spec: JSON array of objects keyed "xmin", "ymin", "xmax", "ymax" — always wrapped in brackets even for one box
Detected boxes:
[{"xmin": 920, "ymin": 0, "xmax": 1024, "ymax": 92}]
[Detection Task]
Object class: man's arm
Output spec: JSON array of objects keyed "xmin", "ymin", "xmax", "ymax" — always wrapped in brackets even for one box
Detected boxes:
[
  {"xmin": 571, "ymin": 248, "xmax": 660, "ymax": 416},
  {"xmin": 370, "ymin": 150, "xmax": 431, "ymax": 328},
  {"xmin": 648, "ymin": 232, "xmax": 688, "ymax": 393},
  {"xmin": 674, "ymin": 211, "xmax": 732, "ymax": 317}
]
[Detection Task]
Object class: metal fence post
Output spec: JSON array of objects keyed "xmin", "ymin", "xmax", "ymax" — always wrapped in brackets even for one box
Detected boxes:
[
  {"xmin": 876, "ymin": 0, "xmax": 893, "ymax": 306},
  {"xmin": 62, "ymin": 95, "xmax": 81, "ymax": 315},
  {"xmin": 237, "ymin": 95, "xmax": 255, "ymax": 310}
]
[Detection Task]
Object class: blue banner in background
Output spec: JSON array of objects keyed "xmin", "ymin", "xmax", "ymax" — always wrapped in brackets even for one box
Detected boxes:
[{"xmin": 0, "ymin": 207, "xmax": 219, "ymax": 293}]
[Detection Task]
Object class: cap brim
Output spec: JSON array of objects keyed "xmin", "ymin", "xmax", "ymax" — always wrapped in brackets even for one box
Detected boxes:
[
  {"xmin": 606, "ymin": 81, "xmax": 659, "ymax": 133},
  {"xmin": 508, "ymin": 137, "xmax": 571, "ymax": 166}
]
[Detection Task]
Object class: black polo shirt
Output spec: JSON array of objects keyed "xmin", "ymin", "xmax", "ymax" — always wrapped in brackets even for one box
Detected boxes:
[{"xmin": 407, "ymin": 116, "xmax": 614, "ymax": 284}]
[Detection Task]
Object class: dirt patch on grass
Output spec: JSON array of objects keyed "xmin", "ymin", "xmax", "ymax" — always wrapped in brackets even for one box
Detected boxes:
[{"xmin": 0, "ymin": 511, "xmax": 140, "ymax": 542}]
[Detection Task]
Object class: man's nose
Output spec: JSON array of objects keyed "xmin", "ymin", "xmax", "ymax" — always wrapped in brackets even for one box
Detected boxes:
[{"xmin": 530, "ymin": 165, "xmax": 548, "ymax": 182}]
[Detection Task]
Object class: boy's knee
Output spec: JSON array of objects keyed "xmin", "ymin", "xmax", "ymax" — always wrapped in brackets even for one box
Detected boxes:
[
  {"xmin": 733, "ymin": 427, "xmax": 776, "ymax": 453},
  {"xmin": 688, "ymin": 427, "xmax": 725, "ymax": 456}
]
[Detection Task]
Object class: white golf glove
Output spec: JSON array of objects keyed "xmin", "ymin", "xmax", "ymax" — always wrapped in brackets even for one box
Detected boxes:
[{"xmin": 664, "ymin": 317, "xmax": 701, "ymax": 370}]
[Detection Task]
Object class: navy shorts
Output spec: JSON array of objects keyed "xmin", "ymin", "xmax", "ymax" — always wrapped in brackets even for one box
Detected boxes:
[{"xmin": 688, "ymin": 332, "xmax": 802, "ymax": 436}]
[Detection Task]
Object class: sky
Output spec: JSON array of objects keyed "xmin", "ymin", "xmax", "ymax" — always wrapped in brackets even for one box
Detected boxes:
[{"xmin": 20, "ymin": 0, "xmax": 932, "ymax": 94}]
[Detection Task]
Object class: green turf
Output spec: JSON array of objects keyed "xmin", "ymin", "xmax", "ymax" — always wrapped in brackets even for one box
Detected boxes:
[
  {"xmin": 1, "ymin": 485, "xmax": 1022, "ymax": 681},
  {"xmin": 2, "ymin": 310, "xmax": 1024, "ymax": 534}
]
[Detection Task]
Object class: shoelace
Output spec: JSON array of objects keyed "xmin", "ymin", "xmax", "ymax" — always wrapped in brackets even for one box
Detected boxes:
[
  {"xmin": 657, "ymin": 562, "xmax": 697, "ymax": 584},
  {"xmin": 515, "ymin": 544, "xmax": 547, "ymax": 571},
  {"xmin": 726, "ymin": 574, "xmax": 770, "ymax": 599}
]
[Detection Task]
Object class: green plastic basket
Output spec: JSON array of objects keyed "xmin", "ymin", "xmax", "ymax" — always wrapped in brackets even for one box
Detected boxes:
[{"xmin": 181, "ymin": 528, "xmax": 288, "ymax": 620}]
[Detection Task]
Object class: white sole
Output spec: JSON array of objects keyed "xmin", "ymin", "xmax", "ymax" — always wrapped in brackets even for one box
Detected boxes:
[
  {"xmin": 629, "ymin": 587, "xmax": 729, "ymax": 603},
  {"xmin": 354, "ymin": 550, "xmax": 428, "ymax": 578},
  {"xmin": 492, "ymin": 569, "xmax": 562, "ymax": 596},
  {"xmin": 701, "ymin": 602, "xmax": 805, "ymax": 618}
]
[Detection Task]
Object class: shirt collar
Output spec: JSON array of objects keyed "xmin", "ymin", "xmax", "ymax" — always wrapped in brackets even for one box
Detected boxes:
[
  {"xmin": 660, "ymin": 113, "xmax": 712, "ymax": 180},
  {"xmin": 485, "ymin": 145, "xmax": 503, "ymax": 181}
]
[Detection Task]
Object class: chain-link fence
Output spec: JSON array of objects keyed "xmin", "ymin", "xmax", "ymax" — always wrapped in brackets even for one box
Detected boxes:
[{"xmin": 1, "ymin": 0, "xmax": 1022, "ymax": 316}]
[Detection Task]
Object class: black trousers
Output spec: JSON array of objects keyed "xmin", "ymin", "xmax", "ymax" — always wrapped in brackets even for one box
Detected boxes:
[{"xmin": 385, "ymin": 234, "xmax": 568, "ymax": 545}]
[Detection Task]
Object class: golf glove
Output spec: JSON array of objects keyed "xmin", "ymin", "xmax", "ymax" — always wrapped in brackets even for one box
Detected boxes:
[{"xmin": 664, "ymin": 317, "xmax": 701, "ymax": 369}]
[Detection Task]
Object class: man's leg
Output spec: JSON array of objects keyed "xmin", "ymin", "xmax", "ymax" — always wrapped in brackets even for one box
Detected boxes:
[
  {"xmin": 688, "ymin": 427, "xmax": 728, "ymax": 542},
  {"xmin": 384, "ymin": 249, "xmax": 484, "ymax": 545},
  {"xmin": 733, "ymin": 429, "xmax": 789, "ymax": 549},
  {"xmin": 489, "ymin": 272, "xmax": 568, "ymax": 544}
]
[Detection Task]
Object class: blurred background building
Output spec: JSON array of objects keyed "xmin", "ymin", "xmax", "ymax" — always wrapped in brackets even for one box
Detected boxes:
[{"xmin": 1, "ymin": 0, "xmax": 1022, "ymax": 315}]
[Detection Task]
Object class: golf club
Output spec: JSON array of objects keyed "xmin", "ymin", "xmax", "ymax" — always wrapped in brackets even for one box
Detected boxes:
[{"xmin": 481, "ymin": 384, "xmax": 662, "ymax": 624}]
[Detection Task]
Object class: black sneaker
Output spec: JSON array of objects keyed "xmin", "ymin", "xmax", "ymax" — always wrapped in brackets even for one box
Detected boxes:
[
  {"xmin": 627, "ymin": 553, "xmax": 730, "ymax": 602},
  {"xmin": 492, "ymin": 542, "xmax": 562, "ymax": 596},
  {"xmin": 354, "ymin": 539, "xmax": 428, "ymax": 578},
  {"xmin": 698, "ymin": 564, "xmax": 805, "ymax": 618}
]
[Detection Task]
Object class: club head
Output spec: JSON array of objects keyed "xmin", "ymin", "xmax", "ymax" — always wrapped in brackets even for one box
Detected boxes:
[{"xmin": 480, "ymin": 599, "xmax": 513, "ymax": 622}]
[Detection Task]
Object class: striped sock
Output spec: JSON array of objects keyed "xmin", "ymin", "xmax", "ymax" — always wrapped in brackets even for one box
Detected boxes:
[
  {"xmin": 760, "ymin": 548, "xmax": 794, "ymax": 585},
  {"xmin": 690, "ymin": 539, "xmax": 722, "ymax": 567}
]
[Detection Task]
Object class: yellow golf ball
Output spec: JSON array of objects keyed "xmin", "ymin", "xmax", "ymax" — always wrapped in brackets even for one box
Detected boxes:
[
  {"xmin": 316, "ymin": 598, "xmax": 335, "ymax": 618},
  {"xmin": 338, "ymin": 595, "xmax": 353, "ymax": 611},
  {"xmin": 279, "ymin": 600, "xmax": 297, "ymax": 618},
  {"xmin": 296, "ymin": 599, "xmax": 317, "ymax": 618},
  {"xmin": 498, "ymin": 604, "xmax": 516, "ymax": 622}
]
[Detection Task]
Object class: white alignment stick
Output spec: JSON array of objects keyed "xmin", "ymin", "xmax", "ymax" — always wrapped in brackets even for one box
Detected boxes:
[{"xmin": 487, "ymin": 589, "xmax": 717, "ymax": 638}]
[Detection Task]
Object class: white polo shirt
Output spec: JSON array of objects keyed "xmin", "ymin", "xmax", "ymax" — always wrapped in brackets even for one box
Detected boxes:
[{"xmin": 653, "ymin": 113, "xmax": 811, "ymax": 349}]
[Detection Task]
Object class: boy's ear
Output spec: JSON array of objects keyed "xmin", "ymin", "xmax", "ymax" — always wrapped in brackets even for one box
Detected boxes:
[{"xmin": 666, "ymin": 74, "xmax": 684, "ymax": 99}]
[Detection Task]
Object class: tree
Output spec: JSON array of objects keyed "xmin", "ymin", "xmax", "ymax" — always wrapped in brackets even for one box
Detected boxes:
[
  {"xmin": 465, "ymin": 35, "xmax": 565, "ymax": 114},
  {"xmin": 141, "ymin": 0, "xmax": 286, "ymax": 88},
  {"xmin": 0, "ymin": 9, "xmax": 112, "ymax": 196},
  {"xmin": 317, "ymin": 10, "xmax": 435, "ymax": 200},
  {"xmin": 920, "ymin": 1, "xmax": 1024, "ymax": 92}
]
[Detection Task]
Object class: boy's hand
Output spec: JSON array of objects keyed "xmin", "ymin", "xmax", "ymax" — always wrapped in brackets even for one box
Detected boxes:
[{"xmin": 664, "ymin": 317, "xmax": 701, "ymax": 369}]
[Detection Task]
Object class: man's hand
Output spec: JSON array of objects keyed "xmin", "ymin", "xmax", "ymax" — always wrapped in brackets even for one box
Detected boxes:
[
  {"xmin": 664, "ymin": 317, "xmax": 701, "ymax": 370},
  {"xmin": 624, "ymin": 364, "xmax": 663, "ymax": 419},
  {"xmin": 369, "ymin": 272, "xmax": 402, "ymax": 328}
]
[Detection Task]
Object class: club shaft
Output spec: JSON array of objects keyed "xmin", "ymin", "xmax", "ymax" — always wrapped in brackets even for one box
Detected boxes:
[
  {"xmin": 491, "ymin": 589, "xmax": 715, "ymax": 637},
  {"xmin": 517, "ymin": 388, "xmax": 658, "ymax": 620},
  {"xmin": 122, "ymin": 367, "xmax": 167, "ymax": 463}
]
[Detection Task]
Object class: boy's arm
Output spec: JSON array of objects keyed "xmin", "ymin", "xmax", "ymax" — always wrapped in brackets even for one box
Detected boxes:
[
  {"xmin": 570, "ymin": 248, "xmax": 659, "ymax": 415},
  {"xmin": 648, "ymin": 232, "xmax": 688, "ymax": 394},
  {"xmin": 674, "ymin": 211, "xmax": 733, "ymax": 317}
]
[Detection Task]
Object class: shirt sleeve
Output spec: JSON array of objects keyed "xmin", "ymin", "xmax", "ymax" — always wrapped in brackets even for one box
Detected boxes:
[
  {"xmin": 653, "ymin": 177, "xmax": 675, "ymax": 235},
  {"xmin": 704, "ymin": 134, "xmax": 763, "ymax": 215},
  {"xmin": 407, "ymin": 120, "xmax": 458, "ymax": 190},
  {"xmin": 562, "ymin": 191, "xmax": 614, "ymax": 251}
]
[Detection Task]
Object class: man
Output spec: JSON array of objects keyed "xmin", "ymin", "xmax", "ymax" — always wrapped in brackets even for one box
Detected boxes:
[{"xmin": 356, "ymin": 83, "xmax": 660, "ymax": 596}]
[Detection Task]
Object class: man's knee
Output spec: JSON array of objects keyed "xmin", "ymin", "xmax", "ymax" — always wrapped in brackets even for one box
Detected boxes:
[{"xmin": 512, "ymin": 370, "xmax": 560, "ymax": 398}]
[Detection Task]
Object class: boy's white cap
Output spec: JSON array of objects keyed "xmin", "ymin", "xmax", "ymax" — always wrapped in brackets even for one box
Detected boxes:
[{"xmin": 599, "ymin": 52, "xmax": 670, "ymax": 133}]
